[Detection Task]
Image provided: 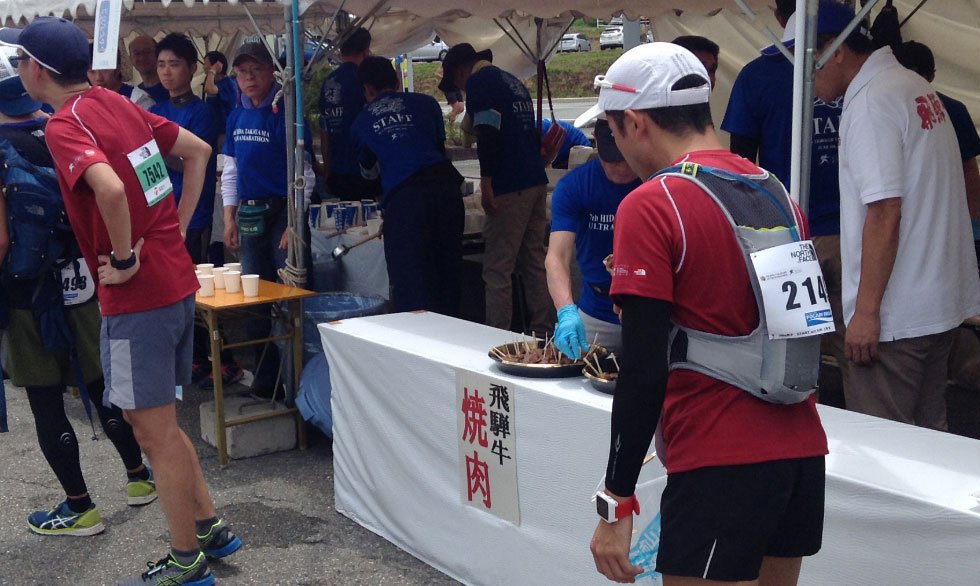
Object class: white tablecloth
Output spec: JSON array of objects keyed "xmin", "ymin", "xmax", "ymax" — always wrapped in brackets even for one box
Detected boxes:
[{"xmin": 319, "ymin": 312, "xmax": 980, "ymax": 586}]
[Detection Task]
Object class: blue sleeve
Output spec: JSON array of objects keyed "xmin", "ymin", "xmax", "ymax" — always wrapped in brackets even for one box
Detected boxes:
[
  {"xmin": 465, "ymin": 74, "xmax": 499, "ymax": 130},
  {"xmin": 433, "ymin": 98, "xmax": 446, "ymax": 143},
  {"xmin": 945, "ymin": 99, "xmax": 980, "ymax": 161},
  {"xmin": 566, "ymin": 123, "xmax": 591, "ymax": 147},
  {"xmin": 550, "ymin": 170, "xmax": 583, "ymax": 233},
  {"xmin": 721, "ymin": 66, "xmax": 761, "ymax": 138},
  {"xmin": 223, "ymin": 112, "xmax": 237, "ymax": 157}
]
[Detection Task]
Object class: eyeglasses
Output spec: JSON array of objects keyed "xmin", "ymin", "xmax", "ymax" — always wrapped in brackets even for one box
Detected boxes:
[
  {"xmin": 9, "ymin": 54, "xmax": 29, "ymax": 69},
  {"xmin": 235, "ymin": 66, "xmax": 270, "ymax": 78},
  {"xmin": 593, "ymin": 75, "xmax": 638, "ymax": 93},
  {"xmin": 131, "ymin": 49, "xmax": 155, "ymax": 57}
]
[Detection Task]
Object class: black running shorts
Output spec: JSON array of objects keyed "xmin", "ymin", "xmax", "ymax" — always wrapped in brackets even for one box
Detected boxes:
[{"xmin": 655, "ymin": 456, "xmax": 825, "ymax": 582}]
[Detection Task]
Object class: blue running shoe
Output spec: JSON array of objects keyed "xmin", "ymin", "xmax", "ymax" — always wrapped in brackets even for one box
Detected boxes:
[
  {"xmin": 28, "ymin": 500, "xmax": 105, "ymax": 536},
  {"xmin": 117, "ymin": 552, "xmax": 214, "ymax": 586},
  {"xmin": 197, "ymin": 518, "xmax": 242, "ymax": 559}
]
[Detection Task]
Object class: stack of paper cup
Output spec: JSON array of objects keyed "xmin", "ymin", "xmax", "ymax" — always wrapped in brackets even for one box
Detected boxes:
[
  {"xmin": 224, "ymin": 271, "xmax": 241, "ymax": 293},
  {"xmin": 241, "ymin": 274, "xmax": 260, "ymax": 298},
  {"xmin": 224, "ymin": 262, "xmax": 242, "ymax": 273},
  {"xmin": 196, "ymin": 263, "xmax": 214, "ymax": 275},
  {"xmin": 212, "ymin": 267, "xmax": 229, "ymax": 289},
  {"xmin": 198, "ymin": 274, "xmax": 215, "ymax": 297}
]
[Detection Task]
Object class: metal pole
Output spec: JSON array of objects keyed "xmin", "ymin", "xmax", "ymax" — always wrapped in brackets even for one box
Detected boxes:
[
  {"xmin": 283, "ymin": 2, "xmax": 297, "ymax": 276},
  {"xmin": 790, "ymin": 0, "xmax": 818, "ymax": 213},
  {"xmin": 291, "ymin": 0, "xmax": 308, "ymax": 286}
]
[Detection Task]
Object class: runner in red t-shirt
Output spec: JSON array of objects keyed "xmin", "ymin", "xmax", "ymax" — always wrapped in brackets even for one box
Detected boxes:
[
  {"xmin": 4, "ymin": 17, "xmax": 240, "ymax": 585},
  {"xmin": 581, "ymin": 43, "xmax": 828, "ymax": 586}
]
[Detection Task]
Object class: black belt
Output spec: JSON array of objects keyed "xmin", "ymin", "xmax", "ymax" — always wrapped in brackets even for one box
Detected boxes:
[{"xmin": 241, "ymin": 197, "xmax": 285, "ymax": 207}]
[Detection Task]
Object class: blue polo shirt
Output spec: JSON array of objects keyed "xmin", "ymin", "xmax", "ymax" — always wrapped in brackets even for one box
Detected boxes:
[
  {"xmin": 465, "ymin": 64, "xmax": 547, "ymax": 195},
  {"xmin": 224, "ymin": 83, "xmax": 313, "ymax": 202},
  {"xmin": 351, "ymin": 91, "xmax": 448, "ymax": 202},
  {"xmin": 551, "ymin": 158, "xmax": 640, "ymax": 324},
  {"xmin": 722, "ymin": 53, "xmax": 842, "ymax": 236},
  {"xmin": 319, "ymin": 61, "xmax": 365, "ymax": 176},
  {"xmin": 139, "ymin": 82, "xmax": 170, "ymax": 104},
  {"xmin": 541, "ymin": 118, "xmax": 591, "ymax": 167},
  {"xmin": 150, "ymin": 95, "xmax": 217, "ymax": 230}
]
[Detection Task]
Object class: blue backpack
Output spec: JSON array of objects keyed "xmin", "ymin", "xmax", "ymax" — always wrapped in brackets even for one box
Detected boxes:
[{"xmin": 0, "ymin": 136, "xmax": 75, "ymax": 281}]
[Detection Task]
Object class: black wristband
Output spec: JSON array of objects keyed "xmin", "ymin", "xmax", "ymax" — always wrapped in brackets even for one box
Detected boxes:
[{"xmin": 110, "ymin": 249, "xmax": 137, "ymax": 270}]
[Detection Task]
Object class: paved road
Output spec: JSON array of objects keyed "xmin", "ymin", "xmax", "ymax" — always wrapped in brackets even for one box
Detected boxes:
[{"xmin": 0, "ymin": 382, "xmax": 462, "ymax": 586}]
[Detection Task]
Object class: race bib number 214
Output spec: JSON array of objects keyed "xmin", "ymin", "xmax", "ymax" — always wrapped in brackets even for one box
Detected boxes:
[{"xmin": 751, "ymin": 240, "xmax": 835, "ymax": 340}]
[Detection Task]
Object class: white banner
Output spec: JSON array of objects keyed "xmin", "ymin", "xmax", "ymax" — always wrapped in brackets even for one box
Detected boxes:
[
  {"xmin": 91, "ymin": 0, "xmax": 122, "ymax": 71},
  {"xmin": 456, "ymin": 368, "xmax": 520, "ymax": 525}
]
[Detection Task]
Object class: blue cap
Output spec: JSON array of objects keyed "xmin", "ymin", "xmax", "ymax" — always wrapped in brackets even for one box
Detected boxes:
[
  {"xmin": 761, "ymin": 0, "xmax": 867, "ymax": 56},
  {"xmin": 0, "ymin": 77, "xmax": 42, "ymax": 116},
  {"xmin": 0, "ymin": 17, "xmax": 90, "ymax": 77}
]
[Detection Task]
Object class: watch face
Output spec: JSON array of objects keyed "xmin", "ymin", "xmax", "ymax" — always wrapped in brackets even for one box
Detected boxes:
[{"xmin": 596, "ymin": 496, "xmax": 610, "ymax": 519}]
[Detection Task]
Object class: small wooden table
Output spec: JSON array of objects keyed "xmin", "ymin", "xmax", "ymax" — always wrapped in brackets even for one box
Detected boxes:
[{"xmin": 195, "ymin": 279, "xmax": 315, "ymax": 467}]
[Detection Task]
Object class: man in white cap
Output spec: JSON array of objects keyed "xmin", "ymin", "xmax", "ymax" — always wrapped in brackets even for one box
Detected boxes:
[{"xmin": 586, "ymin": 42, "xmax": 827, "ymax": 586}]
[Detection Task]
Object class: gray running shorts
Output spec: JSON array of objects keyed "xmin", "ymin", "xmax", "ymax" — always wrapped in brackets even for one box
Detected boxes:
[{"xmin": 100, "ymin": 294, "xmax": 196, "ymax": 410}]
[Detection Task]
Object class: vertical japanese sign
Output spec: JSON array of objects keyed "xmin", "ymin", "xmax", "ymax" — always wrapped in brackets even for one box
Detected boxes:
[
  {"xmin": 456, "ymin": 368, "xmax": 519, "ymax": 524},
  {"xmin": 91, "ymin": 0, "xmax": 122, "ymax": 71}
]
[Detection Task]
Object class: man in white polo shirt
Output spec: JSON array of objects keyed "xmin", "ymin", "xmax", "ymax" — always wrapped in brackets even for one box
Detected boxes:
[{"xmin": 813, "ymin": 4, "xmax": 980, "ymax": 430}]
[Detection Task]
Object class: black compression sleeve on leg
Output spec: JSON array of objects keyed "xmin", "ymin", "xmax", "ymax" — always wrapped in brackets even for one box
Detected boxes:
[
  {"xmin": 88, "ymin": 378, "xmax": 144, "ymax": 471},
  {"xmin": 604, "ymin": 295, "xmax": 672, "ymax": 497},
  {"xmin": 26, "ymin": 385, "xmax": 88, "ymax": 497}
]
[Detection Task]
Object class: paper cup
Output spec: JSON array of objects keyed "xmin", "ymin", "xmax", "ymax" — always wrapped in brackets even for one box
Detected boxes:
[
  {"xmin": 198, "ymin": 274, "xmax": 215, "ymax": 297},
  {"xmin": 241, "ymin": 274, "xmax": 260, "ymax": 297},
  {"xmin": 366, "ymin": 218, "xmax": 382, "ymax": 234},
  {"xmin": 212, "ymin": 267, "xmax": 228, "ymax": 289},
  {"xmin": 224, "ymin": 271, "xmax": 241, "ymax": 293},
  {"xmin": 224, "ymin": 262, "xmax": 242, "ymax": 273},
  {"xmin": 196, "ymin": 263, "xmax": 214, "ymax": 275}
]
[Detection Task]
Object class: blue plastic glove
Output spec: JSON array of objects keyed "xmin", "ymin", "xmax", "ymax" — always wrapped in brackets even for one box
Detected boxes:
[{"xmin": 554, "ymin": 303, "xmax": 589, "ymax": 359}]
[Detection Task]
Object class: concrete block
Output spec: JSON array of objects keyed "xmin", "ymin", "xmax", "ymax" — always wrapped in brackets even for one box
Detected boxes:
[{"xmin": 200, "ymin": 396, "xmax": 297, "ymax": 460}]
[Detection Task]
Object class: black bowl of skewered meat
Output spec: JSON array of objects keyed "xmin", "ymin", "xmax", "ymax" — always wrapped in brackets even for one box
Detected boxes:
[
  {"xmin": 583, "ymin": 354, "xmax": 619, "ymax": 395},
  {"xmin": 488, "ymin": 337, "xmax": 608, "ymax": 378}
]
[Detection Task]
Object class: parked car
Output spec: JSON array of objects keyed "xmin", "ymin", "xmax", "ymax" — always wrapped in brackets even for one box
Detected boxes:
[
  {"xmin": 559, "ymin": 33, "xmax": 591, "ymax": 53},
  {"xmin": 408, "ymin": 37, "xmax": 449, "ymax": 62},
  {"xmin": 600, "ymin": 27, "xmax": 623, "ymax": 50}
]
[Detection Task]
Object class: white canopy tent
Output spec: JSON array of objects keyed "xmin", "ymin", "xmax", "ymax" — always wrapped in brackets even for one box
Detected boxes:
[{"xmin": 2, "ymin": 0, "xmax": 977, "ymax": 281}]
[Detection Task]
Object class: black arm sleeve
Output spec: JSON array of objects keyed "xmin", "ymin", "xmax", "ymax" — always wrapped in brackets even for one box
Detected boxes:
[
  {"xmin": 729, "ymin": 133, "xmax": 760, "ymax": 164},
  {"xmin": 476, "ymin": 125, "xmax": 500, "ymax": 178},
  {"xmin": 604, "ymin": 295, "xmax": 672, "ymax": 497}
]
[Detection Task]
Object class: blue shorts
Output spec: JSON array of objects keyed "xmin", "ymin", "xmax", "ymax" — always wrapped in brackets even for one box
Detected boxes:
[{"xmin": 100, "ymin": 294, "xmax": 196, "ymax": 410}]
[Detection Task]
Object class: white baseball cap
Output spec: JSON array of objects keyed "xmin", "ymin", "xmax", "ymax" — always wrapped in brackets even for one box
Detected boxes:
[{"xmin": 574, "ymin": 42, "xmax": 710, "ymax": 128}]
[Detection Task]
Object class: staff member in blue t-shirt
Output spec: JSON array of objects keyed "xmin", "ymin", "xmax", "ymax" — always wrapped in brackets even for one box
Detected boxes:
[
  {"xmin": 202, "ymin": 50, "xmax": 239, "ymax": 141},
  {"xmin": 351, "ymin": 56, "xmax": 465, "ymax": 315},
  {"xmin": 318, "ymin": 27, "xmax": 380, "ymax": 201},
  {"xmin": 440, "ymin": 43, "xmax": 553, "ymax": 334},
  {"xmin": 721, "ymin": 0, "xmax": 847, "ymax": 377},
  {"xmin": 220, "ymin": 41, "xmax": 314, "ymax": 397},
  {"xmin": 545, "ymin": 119, "xmax": 640, "ymax": 357},
  {"xmin": 149, "ymin": 33, "xmax": 217, "ymax": 263}
]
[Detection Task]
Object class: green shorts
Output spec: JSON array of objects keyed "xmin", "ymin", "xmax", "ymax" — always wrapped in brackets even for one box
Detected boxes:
[{"xmin": 5, "ymin": 300, "xmax": 103, "ymax": 388}]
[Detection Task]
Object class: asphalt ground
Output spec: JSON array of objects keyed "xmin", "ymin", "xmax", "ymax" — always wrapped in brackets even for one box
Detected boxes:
[{"xmin": 0, "ymin": 380, "xmax": 463, "ymax": 586}]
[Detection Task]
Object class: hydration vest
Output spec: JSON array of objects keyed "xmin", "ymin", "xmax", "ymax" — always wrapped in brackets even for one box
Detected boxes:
[{"xmin": 654, "ymin": 162, "xmax": 821, "ymax": 405}]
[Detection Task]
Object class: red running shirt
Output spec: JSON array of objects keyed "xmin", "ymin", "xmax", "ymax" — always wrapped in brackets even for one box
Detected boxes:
[
  {"xmin": 610, "ymin": 150, "xmax": 828, "ymax": 474},
  {"xmin": 46, "ymin": 87, "xmax": 199, "ymax": 315}
]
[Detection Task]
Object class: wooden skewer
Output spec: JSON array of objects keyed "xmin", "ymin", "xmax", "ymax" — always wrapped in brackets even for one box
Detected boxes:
[
  {"xmin": 491, "ymin": 347, "xmax": 507, "ymax": 359},
  {"xmin": 610, "ymin": 353, "xmax": 620, "ymax": 372},
  {"xmin": 642, "ymin": 451, "xmax": 658, "ymax": 466},
  {"xmin": 592, "ymin": 353, "xmax": 604, "ymax": 375}
]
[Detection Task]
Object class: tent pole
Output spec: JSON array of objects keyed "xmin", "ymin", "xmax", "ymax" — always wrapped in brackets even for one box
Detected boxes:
[
  {"xmin": 789, "ymin": 0, "xmax": 818, "ymax": 211},
  {"xmin": 283, "ymin": 1, "xmax": 297, "ymax": 278},
  {"xmin": 535, "ymin": 19, "xmax": 543, "ymax": 134}
]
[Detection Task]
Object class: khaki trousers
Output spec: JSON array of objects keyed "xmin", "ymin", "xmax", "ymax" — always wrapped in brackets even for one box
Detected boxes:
[
  {"xmin": 813, "ymin": 234, "xmax": 849, "ymax": 385},
  {"xmin": 841, "ymin": 330, "xmax": 955, "ymax": 431},
  {"xmin": 482, "ymin": 184, "xmax": 553, "ymax": 333}
]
